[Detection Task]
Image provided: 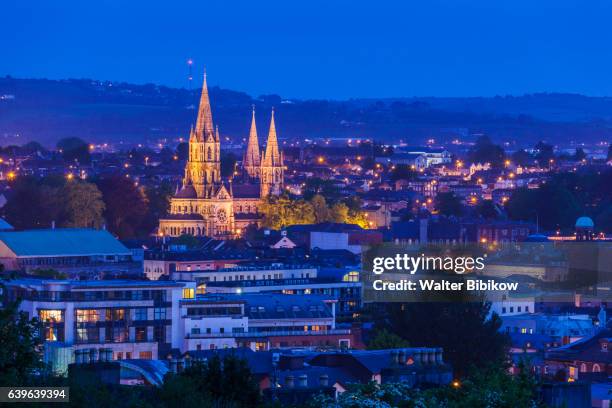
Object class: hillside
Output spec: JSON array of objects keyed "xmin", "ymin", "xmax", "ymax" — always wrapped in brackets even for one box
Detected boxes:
[{"xmin": 1, "ymin": 76, "xmax": 612, "ymax": 148}]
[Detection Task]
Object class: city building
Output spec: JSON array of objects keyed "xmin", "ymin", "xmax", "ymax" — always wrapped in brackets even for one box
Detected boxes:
[
  {"xmin": 3, "ymin": 278, "xmax": 195, "ymax": 373},
  {"xmin": 203, "ymin": 276, "xmax": 362, "ymax": 317},
  {"xmin": 501, "ymin": 313, "xmax": 595, "ymax": 351},
  {"xmin": 545, "ymin": 328, "xmax": 612, "ymax": 381},
  {"xmin": 180, "ymin": 293, "xmax": 360, "ymax": 351},
  {"xmin": 0, "ymin": 228, "xmax": 137, "ymax": 278}
]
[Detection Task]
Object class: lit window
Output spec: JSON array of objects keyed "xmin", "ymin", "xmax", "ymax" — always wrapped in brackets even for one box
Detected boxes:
[
  {"xmin": 139, "ymin": 351, "xmax": 153, "ymax": 360},
  {"xmin": 39, "ymin": 310, "xmax": 64, "ymax": 323},
  {"xmin": 183, "ymin": 288, "xmax": 195, "ymax": 299}
]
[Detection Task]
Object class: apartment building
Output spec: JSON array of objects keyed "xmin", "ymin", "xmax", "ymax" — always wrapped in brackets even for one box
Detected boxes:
[{"xmin": 3, "ymin": 278, "xmax": 196, "ymax": 373}]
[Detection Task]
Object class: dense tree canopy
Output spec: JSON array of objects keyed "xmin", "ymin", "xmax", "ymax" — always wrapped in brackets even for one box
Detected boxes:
[
  {"xmin": 95, "ymin": 175, "xmax": 148, "ymax": 238},
  {"xmin": 505, "ymin": 170, "xmax": 612, "ymax": 232},
  {"xmin": 57, "ymin": 137, "xmax": 91, "ymax": 164},
  {"xmin": 260, "ymin": 194, "xmax": 368, "ymax": 229},
  {"xmin": 0, "ymin": 301, "xmax": 45, "ymax": 386},
  {"xmin": 534, "ymin": 141, "xmax": 554, "ymax": 166},
  {"xmin": 435, "ymin": 192, "xmax": 463, "ymax": 217},
  {"xmin": 467, "ymin": 135, "xmax": 506, "ymax": 168},
  {"xmin": 379, "ymin": 301, "xmax": 509, "ymax": 377},
  {"xmin": 2, "ymin": 176, "xmax": 105, "ymax": 229}
]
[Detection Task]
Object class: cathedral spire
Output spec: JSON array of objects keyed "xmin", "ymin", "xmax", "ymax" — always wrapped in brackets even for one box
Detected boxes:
[
  {"xmin": 260, "ymin": 108, "xmax": 284, "ymax": 197},
  {"xmin": 194, "ymin": 69, "xmax": 214, "ymax": 141},
  {"xmin": 262, "ymin": 107, "xmax": 280, "ymax": 166},
  {"xmin": 243, "ymin": 105, "xmax": 261, "ymax": 179}
]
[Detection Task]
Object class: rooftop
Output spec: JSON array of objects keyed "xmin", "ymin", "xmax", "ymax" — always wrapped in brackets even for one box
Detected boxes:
[{"xmin": 0, "ymin": 228, "xmax": 131, "ymax": 257}]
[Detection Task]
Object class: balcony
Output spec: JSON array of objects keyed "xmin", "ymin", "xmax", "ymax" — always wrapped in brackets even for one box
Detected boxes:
[{"xmin": 185, "ymin": 329, "xmax": 351, "ymax": 339}]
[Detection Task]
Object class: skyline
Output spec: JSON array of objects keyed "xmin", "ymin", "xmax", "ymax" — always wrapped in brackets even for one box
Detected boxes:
[{"xmin": 3, "ymin": 0, "xmax": 612, "ymax": 99}]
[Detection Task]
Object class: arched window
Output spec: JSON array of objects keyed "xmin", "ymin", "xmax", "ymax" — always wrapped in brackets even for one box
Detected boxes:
[
  {"xmin": 593, "ymin": 364, "xmax": 601, "ymax": 373},
  {"xmin": 207, "ymin": 147, "xmax": 212, "ymax": 160},
  {"xmin": 580, "ymin": 363, "xmax": 587, "ymax": 373}
]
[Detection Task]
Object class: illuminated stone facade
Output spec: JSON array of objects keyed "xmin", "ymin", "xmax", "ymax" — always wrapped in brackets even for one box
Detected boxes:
[{"xmin": 159, "ymin": 73, "xmax": 283, "ymax": 238}]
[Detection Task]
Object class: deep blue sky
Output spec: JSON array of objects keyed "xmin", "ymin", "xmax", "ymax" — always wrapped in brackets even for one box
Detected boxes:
[{"xmin": 2, "ymin": 0, "xmax": 611, "ymax": 99}]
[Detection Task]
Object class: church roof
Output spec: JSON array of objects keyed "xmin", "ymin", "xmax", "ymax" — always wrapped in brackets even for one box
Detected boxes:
[
  {"xmin": 175, "ymin": 185, "xmax": 197, "ymax": 199},
  {"xmin": 232, "ymin": 182, "xmax": 261, "ymax": 198}
]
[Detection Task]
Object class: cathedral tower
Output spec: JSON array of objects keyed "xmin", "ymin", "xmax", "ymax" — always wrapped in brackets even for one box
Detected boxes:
[
  {"xmin": 260, "ymin": 108, "xmax": 284, "ymax": 197},
  {"xmin": 184, "ymin": 71, "xmax": 221, "ymax": 196},
  {"xmin": 243, "ymin": 106, "xmax": 261, "ymax": 180}
]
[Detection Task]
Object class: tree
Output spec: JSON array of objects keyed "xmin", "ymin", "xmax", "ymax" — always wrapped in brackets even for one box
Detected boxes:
[
  {"xmin": 174, "ymin": 234, "xmax": 200, "ymax": 249},
  {"xmin": 506, "ymin": 181, "xmax": 582, "ymax": 231},
  {"xmin": 57, "ymin": 137, "xmax": 91, "ymax": 164},
  {"xmin": 476, "ymin": 199, "xmax": 498, "ymax": 220},
  {"xmin": 142, "ymin": 181, "xmax": 173, "ymax": 235},
  {"xmin": 2, "ymin": 176, "xmax": 70, "ymax": 229},
  {"xmin": 158, "ymin": 354, "xmax": 260, "ymax": 408},
  {"xmin": 390, "ymin": 164, "xmax": 417, "ymax": 182},
  {"xmin": 311, "ymin": 194, "xmax": 330, "ymax": 223},
  {"xmin": 377, "ymin": 299, "xmax": 509, "ymax": 377},
  {"xmin": 302, "ymin": 178, "xmax": 340, "ymax": 201},
  {"xmin": 330, "ymin": 202, "xmax": 349, "ymax": 223},
  {"xmin": 435, "ymin": 192, "xmax": 463, "ymax": 217},
  {"xmin": 260, "ymin": 195, "xmax": 316, "ymax": 229},
  {"xmin": 511, "ymin": 149, "xmax": 532, "ymax": 167},
  {"xmin": 20, "ymin": 141, "xmax": 48, "ymax": 155},
  {"xmin": 176, "ymin": 142, "xmax": 189, "ymax": 161},
  {"xmin": 468, "ymin": 135, "xmax": 506, "ymax": 168},
  {"xmin": 220, "ymin": 151, "xmax": 238, "ymax": 178},
  {"xmin": 367, "ymin": 328, "xmax": 409, "ymax": 350},
  {"xmin": 96, "ymin": 176, "xmax": 148, "ymax": 238},
  {"xmin": 62, "ymin": 181, "xmax": 105, "ymax": 228},
  {"xmin": 422, "ymin": 361, "xmax": 544, "ymax": 408},
  {"xmin": 574, "ymin": 147, "xmax": 587, "ymax": 162},
  {"xmin": 534, "ymin": 141, "xmax": 555, "ymax": 166},
  {"xmin": 30, "ymin": 268, "xmax": 68, "ymax": 279},
  {"xmin": 0, "ymin": 301, "xmax": 45, "ymax": 386}
]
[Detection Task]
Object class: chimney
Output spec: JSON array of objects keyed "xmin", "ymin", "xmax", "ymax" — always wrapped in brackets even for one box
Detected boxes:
[
  {"xmin": 298, "ymin": 374, "xmax": 308, "ymax": 387},
  {"xmin": 319, "ymin": 374, "xmax": 329, "ymax": 387},
  {"xmin": 285, "ymin": 375, "xmax": 294, "ymax": 388}
]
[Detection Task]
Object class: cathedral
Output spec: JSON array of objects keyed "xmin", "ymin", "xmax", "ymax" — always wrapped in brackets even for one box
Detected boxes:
[{"xmin": 158, "ymin": 73, "xmax": 284, "ymax": 238}]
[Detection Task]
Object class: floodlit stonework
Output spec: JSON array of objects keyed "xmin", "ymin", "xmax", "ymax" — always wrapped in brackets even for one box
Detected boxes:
[{"xmin": 159, "ymin": 73, "xmax": 284, "ymax": 238}]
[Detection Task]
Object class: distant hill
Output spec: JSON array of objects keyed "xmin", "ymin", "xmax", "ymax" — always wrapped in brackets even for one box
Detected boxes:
[{"xmin": 1, "ymin": 76, "xmax": 612, "ymax": 148}]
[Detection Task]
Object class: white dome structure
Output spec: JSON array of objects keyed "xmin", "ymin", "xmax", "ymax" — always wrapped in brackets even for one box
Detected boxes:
[
  {"xmin": 575, "ymin": 216, "xmax": 595, "ymax": 241},
  {"xmin": 575, "ymin": 216, "xmax": 594, "ymax": 229}
]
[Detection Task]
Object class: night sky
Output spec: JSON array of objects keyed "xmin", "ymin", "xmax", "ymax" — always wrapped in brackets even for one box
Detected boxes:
[{"xmin": 2, "ymin": 0, "xmax": 611, "ymax": 99}]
